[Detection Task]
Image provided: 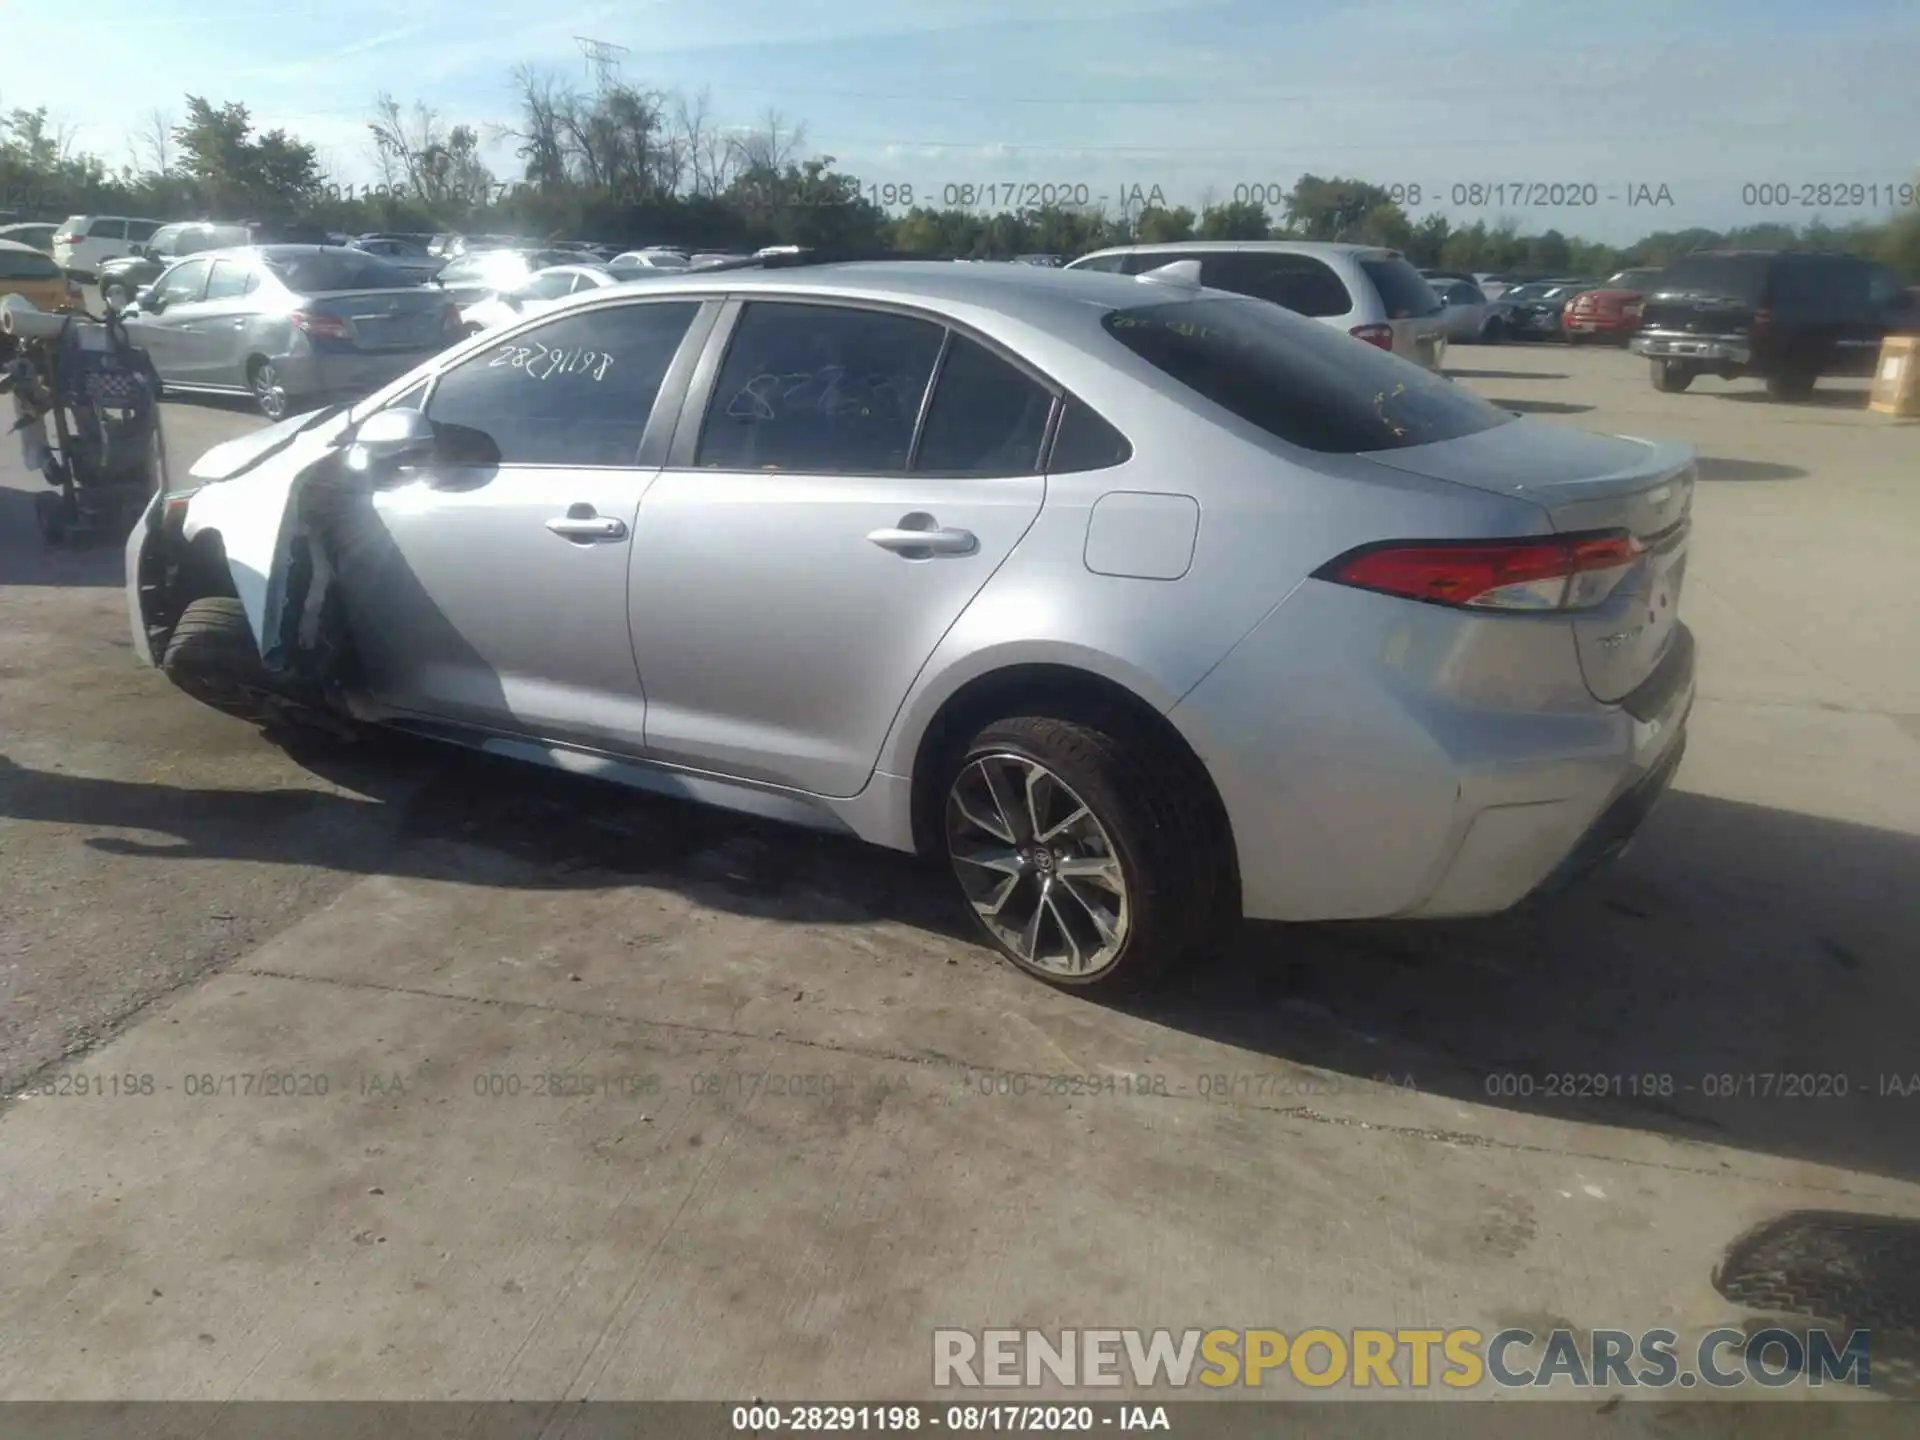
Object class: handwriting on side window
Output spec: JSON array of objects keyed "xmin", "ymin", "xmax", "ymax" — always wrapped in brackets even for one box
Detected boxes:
[
  {"xmin": 724, "ymin": 366, "xmax": 916, "ymax": 422},
  {"xmin": 489, "ymin": 342, "xmax": 616, "ymax": 382}
]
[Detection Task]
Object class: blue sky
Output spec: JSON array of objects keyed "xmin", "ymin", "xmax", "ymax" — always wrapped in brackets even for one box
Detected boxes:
[{"xmin": 8, "ymin": 0, "xmax": 1918, "ymax": 243}]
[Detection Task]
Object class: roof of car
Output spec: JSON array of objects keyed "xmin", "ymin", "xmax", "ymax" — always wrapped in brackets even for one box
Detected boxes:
[
  {"xmin": 1077, "ymin": 239, "xmax": 1401, "ymax": 260},
  {"xmin": 536, "ymin": 260, "xmax": 1215, "ymax": 334}
]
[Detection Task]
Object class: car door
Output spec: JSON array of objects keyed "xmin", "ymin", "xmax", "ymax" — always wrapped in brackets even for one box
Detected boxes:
[
  {"xmin": 626, "ymin": 300, "xmax": 1052, "ymax": 797},
  {"xmin": 128, "ymin": 258, "xmax": 214, "ymax": 378},
  {"xmin": 190, "ymin": 258, "xmax": 264, "ymax": 387},
  {"xmin": 340, "ymin": 297, "xmax": 709, "ymax": 752},
  {"xmin": 81, "ymin": 218, "xmax": 127, "ymax": 272}
]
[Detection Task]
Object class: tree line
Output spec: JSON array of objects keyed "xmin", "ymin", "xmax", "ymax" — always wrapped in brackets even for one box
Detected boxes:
[{"xmin": 4, "ymin": 77, "xmax": 1917, "ymax": 279}]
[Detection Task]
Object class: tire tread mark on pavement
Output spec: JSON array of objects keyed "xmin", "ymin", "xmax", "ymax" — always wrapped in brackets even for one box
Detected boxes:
[{"xmin": 231, "ymin": 965, "xmax": 1902, "ymax": 1201}]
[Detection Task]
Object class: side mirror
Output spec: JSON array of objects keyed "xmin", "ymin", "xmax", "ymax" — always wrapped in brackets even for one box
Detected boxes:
[
  {"xmin": 344, "ymin": 407, "xmax": 435, "ymax": 475},
  {"xmin": 137, "ymin": 288, "xmax": 163, "ymax": 313}
]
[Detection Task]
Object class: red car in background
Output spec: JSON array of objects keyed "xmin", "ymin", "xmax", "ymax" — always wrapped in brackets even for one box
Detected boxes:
[{"xmin": 1564, "ymin": 267, "xmax": 1666, "ymax": 344}]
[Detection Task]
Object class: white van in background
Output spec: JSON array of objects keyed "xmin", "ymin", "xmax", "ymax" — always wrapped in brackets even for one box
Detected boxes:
[{"xmin": 52, "ymin": 216, "xmax": 164, "ymax": 279}]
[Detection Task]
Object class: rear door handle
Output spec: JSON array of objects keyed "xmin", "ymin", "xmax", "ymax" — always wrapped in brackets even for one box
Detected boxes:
[{"xmin": 867, "ymin": 524, "xmax": 977, "ymax": 556}]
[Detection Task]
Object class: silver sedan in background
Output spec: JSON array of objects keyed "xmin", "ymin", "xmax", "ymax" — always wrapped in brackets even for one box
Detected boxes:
[{"xmin": 122, "ymin": 245, "xmax": 465, "ymax": 419}]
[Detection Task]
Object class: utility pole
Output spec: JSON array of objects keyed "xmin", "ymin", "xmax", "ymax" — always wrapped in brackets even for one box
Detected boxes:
[{"xmin": 575, "ymin": 36, "xmax": 629, "ymax": 91}]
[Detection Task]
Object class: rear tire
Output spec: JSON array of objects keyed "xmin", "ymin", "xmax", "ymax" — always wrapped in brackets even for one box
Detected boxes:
[
  {"xmin": 248, "ymin": 357, "xmax": 289, "ymax": 420},
  {"xmin": 1650, "ymin": 359, "xmax": 1696, "ymax": 393},
  {"xmin": 943, "ymin": 714, "xmax": 1226, "ymax": 995}
]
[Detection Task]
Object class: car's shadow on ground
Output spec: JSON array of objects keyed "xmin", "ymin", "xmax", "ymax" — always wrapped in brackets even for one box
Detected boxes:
[
  {"xmin": 1127, "ymin": 785, "xmax": 1920, "ymax": 1183},
  {"xmin": 0, "ymin": 736, "xmax": 974, "ymax": 940},
  {"xmin": 6, "ymin": 729, "xmax": 1916, "ymax": 1182},
  {"xmin": 1707, "ymin": 388, "xmax": 1875, "ymax": 410},
  {"xmin": 1489, "ymin": 397, "xmax": 1595, "ymax": 415},
  {"xmin": 1445, "ymin": 368, "xmax": 1570, "ymax": 381},
  {"xmin": 1696, "ymin": 457, "xmax": 1809, "ymax": 482}
]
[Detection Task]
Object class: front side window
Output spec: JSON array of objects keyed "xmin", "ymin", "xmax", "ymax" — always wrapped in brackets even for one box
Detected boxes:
[
  {"xmin": 153, "ymin": 259, "xmax": 213, "ymax": 305},
  {"xmin": 1067, "ymin": 253, "xmax": 1127, "ymax": 273},
  {"xmin": 423, "ymin": 301, "xmax": 701, "ymax": 467},
  {"xmin": 913, "ymin": 335, "xmax": 1054, "ymax": 476},
  {"xmin": 126, "ymin": 220, "xmax": 160, "ymax": 242},
  {"xmin": 1104, "ymin": 296, "xmax": 1515, "ymax": 454},
  {"xmin": 696, "ymin": 302, "xmax": 945, "ymax": 474}
]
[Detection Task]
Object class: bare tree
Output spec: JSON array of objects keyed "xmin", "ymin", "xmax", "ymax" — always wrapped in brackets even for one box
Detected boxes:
[
  {"xmin": 504, "ymin": 66, "xmax": 572, "ymax": 189},
  {"xmin": 135, "ymin": 108, "xmax": 173, "ymax": 175},
  {"xmin": 728, "ymin": 106, "xmax": 805, "ymax": 176},
  {"xmin": 672, "ymin": 89, "xmax": 734, "ymax": 198}
]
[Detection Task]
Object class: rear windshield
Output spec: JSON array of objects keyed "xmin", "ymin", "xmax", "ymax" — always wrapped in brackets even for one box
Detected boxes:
[
  {"xmin": 0, "ymin": 247, "xmax": 61, "ymax": 280},
  {"xmin": 1359, "ymin": 257, "xmax": 1443, "ymax": 319},
  {"xmin": 1659, "ymin": 253, "xmax": 1774, "ymax": 301},
  {"xmin": 262, "ymin": 251, "xmax": 415, "ymax": 294},
  {"xmin": 1104, "ymin": 297, "xmax": 1515, "ymax": 454}
]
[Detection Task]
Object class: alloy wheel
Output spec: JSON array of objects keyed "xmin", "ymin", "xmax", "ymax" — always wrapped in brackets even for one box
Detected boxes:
[
  {"xmin": 252, "ymin": 362, "xmax": 287, "ymax": 420},
  {"xmin": 945, "ymin": 752, "xmax": 1130, "ymax": 977}
]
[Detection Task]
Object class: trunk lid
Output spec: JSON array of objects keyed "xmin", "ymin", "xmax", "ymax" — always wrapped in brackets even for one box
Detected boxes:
[
  {"xmin": 1361, "ymin": 419, "xmax": 1696, "ymax": 704},
  {"xmin": 301, "ymin": 287, "xmax": 456, "ymax": 351}
]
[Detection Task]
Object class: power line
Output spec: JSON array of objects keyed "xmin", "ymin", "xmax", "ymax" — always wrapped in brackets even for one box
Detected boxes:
[{"xmin": 575, "ymin": 36, "xmax": 630, "ymax": 91}]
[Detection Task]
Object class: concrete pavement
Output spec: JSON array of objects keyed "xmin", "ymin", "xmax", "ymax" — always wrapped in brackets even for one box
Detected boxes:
[{"xmin": 2, "ymin": 351, "xmax": 1917, "ymax": 1407}]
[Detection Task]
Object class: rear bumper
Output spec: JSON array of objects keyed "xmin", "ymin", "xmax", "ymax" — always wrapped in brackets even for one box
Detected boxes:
[
  {"xmin": 1566, "ymin": 315, "xmax": 1637, "ymax": 335},
  {"xmin": 1528, "ymin": 728, "xmax": 1687, "ymax": 902},
  {"xmin": 1633, "ymin": 330, "xmax": 1750, "ymax": 365}
]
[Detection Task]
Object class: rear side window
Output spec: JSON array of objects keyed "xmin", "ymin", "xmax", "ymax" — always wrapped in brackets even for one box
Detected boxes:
[
  {"xmin": 204, "ymin": 260, "xmax": 258, "ymax": 301},
  {"xmin": 697, "ymin": 302, "xmax": 945, "ymax": 474},
  {"xmin": 912, "ymin": 335, "xmax": 1054, "ymax": 476},
  {"xmin": 1104, "ymin": 297, "xmax": 1515, "ymax": 454},
  {"xmin": 1205, "ymin": 254, "xmax": 1354, "ymax": 318},
  {"xmin": 1049, "ymin": 398, "xmax": 1132, "ymax": 472},
  {"xmin": 89, "ymin": 220, "xmax": 128, "ymax": 240},
  {"xmin": 1359, "ymin": 258, "xmax": 1442, "ymax": 319}
]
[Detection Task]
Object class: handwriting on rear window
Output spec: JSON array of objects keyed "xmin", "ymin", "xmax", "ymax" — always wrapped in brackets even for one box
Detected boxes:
[{"xmin": 489, "ymin": 342, "xmax": 615, "ymax": 381}]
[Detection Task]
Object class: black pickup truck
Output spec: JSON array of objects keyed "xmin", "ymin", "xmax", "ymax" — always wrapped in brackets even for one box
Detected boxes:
[{"xmin": 1632, "ymin": 249, "xmax": 1920, "ymax": 400}]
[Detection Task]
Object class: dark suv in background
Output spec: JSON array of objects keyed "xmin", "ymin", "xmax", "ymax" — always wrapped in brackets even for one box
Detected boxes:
[{"xmin": 1633, "ymin": 249, "xmax": 1920, "ymax": 399}]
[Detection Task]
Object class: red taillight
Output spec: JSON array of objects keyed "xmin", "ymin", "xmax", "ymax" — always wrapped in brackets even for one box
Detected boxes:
[
  {"xmin": 1316, "ymin": 532, "xmax": 1643, "ymax": 612},
  {"xmin": 54, "ymin": 233, "xmax": 79, "ymax": 246},
  {"xmin": 1349, "ymin": 323, "xmax": 1394, "ymax": 350},
  {"xmin": 291, "ymin": 309, "xmax": 352, "ymax": 340}
]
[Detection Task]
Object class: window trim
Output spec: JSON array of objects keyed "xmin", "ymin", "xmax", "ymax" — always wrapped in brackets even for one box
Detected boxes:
[
  {"xmin": 203, "ymin": 258, "xmax": 258, "ymax": 301},
  {"xmin": 667, "ymin": 294, "xmax": 1068, "ymax": 478},
  {"xmin": 414, "ymin": 295, "xmax": 719, "ymax": 472}
]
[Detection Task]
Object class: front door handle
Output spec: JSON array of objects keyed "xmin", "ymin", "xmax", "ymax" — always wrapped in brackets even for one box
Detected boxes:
[
  {"xmin": 546, "ymin": 506, "xmax": 627, "ymax": 541},
  {"xmin": 867, "ymin": 521, "xmax": 977, "ymax": 557}
]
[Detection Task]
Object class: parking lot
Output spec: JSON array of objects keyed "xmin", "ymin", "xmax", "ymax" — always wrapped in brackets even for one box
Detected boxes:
[{"xmin": 2, "ymin": 339, "xmax": 1918, "ymax": 1405}]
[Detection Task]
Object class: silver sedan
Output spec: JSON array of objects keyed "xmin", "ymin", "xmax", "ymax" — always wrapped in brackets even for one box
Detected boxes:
[
  {"xmin": 1431, "ymin": 277, "xmax": 1495, "ymax": 341},
  {"xmin": 123, "ymin": 246, "xmax": 464, "ymax": 419},
  {"xmin": 127, "ymin": 259, "xmax": 1696, "ymax": 993}
]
